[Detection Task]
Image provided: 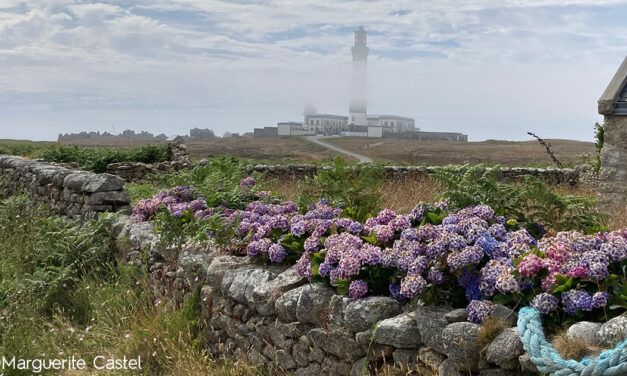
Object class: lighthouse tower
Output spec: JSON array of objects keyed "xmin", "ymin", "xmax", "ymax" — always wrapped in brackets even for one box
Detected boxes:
[{"xmin": 349, "ymin": 26, "xmax": 369, "ymax": 126}]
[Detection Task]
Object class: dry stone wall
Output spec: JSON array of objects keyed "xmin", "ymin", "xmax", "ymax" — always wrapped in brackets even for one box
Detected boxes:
[
  {"xmin": 110, "ymin": 216, "xmax": 627, "ymax": 376},
  {"xmin": 106, "ymin": 142, "xmax": 194, "ymax": 182},
  {"xmin": 598, "ymin": 114, "xmax": 627, "ymax": 211},
  {"xmin": 597, "ymin": 55, "xmax": 627, "ymax": 212},
  {"xmin": 0, "ymin": 155, "xmax": 130, "ymax": 221},
  {"xmin": 244, "ymin": 164, "xmax": 597, "ymax": 188}
]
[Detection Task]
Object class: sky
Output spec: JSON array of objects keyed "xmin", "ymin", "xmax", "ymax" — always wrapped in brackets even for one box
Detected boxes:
[{"xmin": 0, "ymin": 0, "xmax": 626, "ymax": 141}]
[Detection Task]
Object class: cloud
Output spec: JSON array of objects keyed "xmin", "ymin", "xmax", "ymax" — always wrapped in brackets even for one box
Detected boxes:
[{"xmin": 0, "ymin": 0, "xmax": 626, "ymax": 141}]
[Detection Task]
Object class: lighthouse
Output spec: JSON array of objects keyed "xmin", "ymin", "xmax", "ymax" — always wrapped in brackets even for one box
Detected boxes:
[{"xmin": 349, "ymin": 26, "xmax": 369, "ymax": 126}]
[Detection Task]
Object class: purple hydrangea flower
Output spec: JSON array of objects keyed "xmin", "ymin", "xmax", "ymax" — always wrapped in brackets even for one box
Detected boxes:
[
  {"xmin": 268, "ymin": 244, "xmax": 287, "ymax": 263},
  {"xmin": 531, "ymin": 293, "xmax": 559, "ymax": 315},
  {"xmin": 400, "ymin": 274, "xmax": 426, "ymax": 298},
  {"xmin": 349, "ymin": 280, "xmax": 368, "ymax": 299},
  {"xmin": 592, "ymin": 291, "xmax": 609, "ymax": 308},
  {"xmin": 427, "ymin": 267, "xmax": 447, "ymax": 285},
  {"xmin": 247, "ymin": 238, "xmax": 273, "ymax": 257},
  {"xmin": 466, "ymin": 300, "xmax": 494, "ymax": 323},
  {"xmin": 562, "ymin": 290, "xmax": 593, "ymax": 314},
  {"xmin": 239, "ymin": 177, "xmax": 256, "ymax": 189}
]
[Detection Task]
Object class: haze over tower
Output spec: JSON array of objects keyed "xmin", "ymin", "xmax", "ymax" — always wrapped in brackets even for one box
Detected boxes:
[{"xmin": 349, "ymin": 26, "xmax": 369, "ymax": 126}]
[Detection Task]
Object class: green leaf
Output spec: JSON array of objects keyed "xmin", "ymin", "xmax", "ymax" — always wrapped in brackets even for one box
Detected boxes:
[
  {"xmin": 331, "ymin": 278, "xmax": 350, "ymax": 295},
  {"xmin": 361, "ymin": 233, "xmax": 378, "ymax": 245},
  {"xmin": 512, "ymin": 257, "xmax": 522, "ymax": 267},
  {"xmin": 492, "ymin": 293, "xmax": 510, "ymax": 305}
]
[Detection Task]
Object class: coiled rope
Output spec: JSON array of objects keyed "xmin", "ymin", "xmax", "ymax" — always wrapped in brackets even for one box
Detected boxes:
[{"xmin": 517, "ymin": 307, "xmax": 627, "ymax": 376}]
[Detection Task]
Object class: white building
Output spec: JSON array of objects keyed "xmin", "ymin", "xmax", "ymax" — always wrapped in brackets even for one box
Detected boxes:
[
  {"xmin": 304, "ymin": 114, "xmax": 348, "ymax": 135},
  {"xmin": 367, "ymin": 115, "xmax": 416, "ymax": 134}
]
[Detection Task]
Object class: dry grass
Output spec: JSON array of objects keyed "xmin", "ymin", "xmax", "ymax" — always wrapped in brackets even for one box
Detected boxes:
[
  {"xmin": 59, "ymin": 135, "xmax": 595, "ymax": 167},
  {"xmin": 261, "ymin": 175, "xmax": 437, "ymax": 214},
  {"xmin": 477, "ymin": 318, "xmax": 509, "ymax": 350},
  {"xmin": 551, "ymin": 330, "xmax": 602, "ymax": 361},
  {"xmin": 378, "ymin": 177, "xmax": 438, "ymax": 214},
  {"xmin": 261, "ymin": 175, "xmax": 627, "ymax": 230},
  {"xmin": 608, "ymin": 206, "xmax": 627, "ymax": 230},
  {"xmin": 324, "ymin": 137, "xmax": 595, "ymax": 167},
  {"xmin": 60, "ymin": 135, "xmax": 349, "ymax": 163},
  {"xmin": 261, "ymin": 177, "xmax": 301, "ymax": 201},
  {"xmin": 185, "ymin": 136, "xmax": 350, "ymax": 162}
]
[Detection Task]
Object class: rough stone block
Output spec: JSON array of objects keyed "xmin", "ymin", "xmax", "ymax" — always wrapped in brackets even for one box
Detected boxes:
[
  {"xmin": 373, "ymin": 312, "xmax": 421, "ymax": 348},
  {"xmin": 598, "ymin": 312, "xmax": 627, "ymax": 346},
  {"xmin": 63, "ymin": 172, "xmax": 93, "ymax": 192},
  {"xmin": 441, "ymin": 322, "xmax": 482, "ymax": 371},
  {"xmin": 414, "ymin": 305, "xmax": 451, "ymax": 353},
  {"xmin": 485, "ymin": 328, "xmax": 524, "ymax": 370},
  {"xmin": 81, "ymin": 173, "xmax": 126, "ymax": 192},
  {"xmin": 252, "ymin": 266, "xmax": 306, "ymax": 316},
  {"xmin": 87, "ymin": 191, "xmax": 131, "ymax": 205},
  {"xmin": 295, "ymin": 284, "xmax": 335, "ymax": 325},
  {"xmin": 222, "ymin": 267, "xmax": 277, "ymax": 307},
  {"xmin": 343, "ymin": 296, "xmax": 401, "ymax": 333},
  {"xmin": 205, "ymin": 255, "xmax": 250, "ymax": 289},
  {"xmin": 566, "ymin": 321, "xmax": 602, "ymax": 345}
]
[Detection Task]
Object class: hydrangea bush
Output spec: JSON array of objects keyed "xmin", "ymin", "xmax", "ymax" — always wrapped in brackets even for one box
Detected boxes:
[{"xmin": 134, "ymin": 177, "xmax": 627, "ymax": 325}]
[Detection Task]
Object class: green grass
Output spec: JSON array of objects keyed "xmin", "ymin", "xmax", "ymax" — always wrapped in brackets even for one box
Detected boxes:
[
  {"xmin": 34, "ymin": 144, "xmax": 171, "ymax": 173},
  {"xmin": 0, "ymin": 195, "xmax": 260, "ymax": 376},
  {"xmin": 0, "ymin": 139, "xmax": 54, "ymax": 157},
  {"xmin": 0, "ymin": 141, "xmax": 171, "ymax": 173}
]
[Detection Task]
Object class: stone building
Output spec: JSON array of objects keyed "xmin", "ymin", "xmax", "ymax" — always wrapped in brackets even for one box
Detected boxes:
[{"xmin": 598, "ymin": 56, "xmax": 627, "ymax": 210}]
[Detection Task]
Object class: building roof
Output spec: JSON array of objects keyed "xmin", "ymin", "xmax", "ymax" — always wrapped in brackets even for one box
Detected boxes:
[
  {"xmin": 367, "ymin": 114, "xmax": 415, "ymax": 121},
  {"xmin": 599, "ymin": 56, "xmax": 627, "ymax": 115},
  {"xmin": 305, "ymin": 114, "xmax": 348, "ymax": 120}
]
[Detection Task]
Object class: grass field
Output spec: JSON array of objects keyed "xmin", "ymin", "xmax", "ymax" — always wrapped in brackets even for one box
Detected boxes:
[
  {"xmin": 322, "ymin": 137, "xmax": 596, "ymax": 167},
  {"xmin": 0, "ymin": 139, "xmax": 55, "ymax": 157},
  {"xmin": 57, "ymin": 135, "xmax": 596, "ymax": 166},
  {"xmin": 58, "ymin": 136, "xmax": 346, "ymax": 163}
]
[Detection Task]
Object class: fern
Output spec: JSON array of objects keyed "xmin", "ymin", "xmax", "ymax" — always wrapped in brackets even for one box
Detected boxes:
[
  {"xmin": 296, "ymin": 157, "xmax": 384, "ymax": 221},
  {"xmin": 432, "ymin": 164, "xmax": 608, "ymax": 235}
]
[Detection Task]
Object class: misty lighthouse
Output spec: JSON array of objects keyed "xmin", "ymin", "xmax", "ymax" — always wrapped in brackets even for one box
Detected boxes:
[{"xmin": 349, "ymin": 26, "xmax": 369, "ymax": 126}]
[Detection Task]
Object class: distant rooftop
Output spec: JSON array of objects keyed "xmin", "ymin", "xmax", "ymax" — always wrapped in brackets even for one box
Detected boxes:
[
  {"xmin": 367, "ymin": 114, "xmax": 414, "ymax": 121},
  {"xmin": 305, "ymin": 114, "xmax": 349, "ymax": 120}
]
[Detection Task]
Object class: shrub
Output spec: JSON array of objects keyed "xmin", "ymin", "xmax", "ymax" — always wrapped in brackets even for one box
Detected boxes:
[
  {"xmin": 0, "ymin": 139, "xmax": 52, "ymax": 157},
  {"xmin": 0, "ymin": 195, "xmax": 114, "ymax": 322},
  {"xmin": 34, "ymin": 144, "xmax": 171, "ymax": 173}
]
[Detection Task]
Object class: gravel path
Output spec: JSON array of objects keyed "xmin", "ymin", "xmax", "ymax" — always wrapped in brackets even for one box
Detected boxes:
[{"xmin": 305, "ymin": 136, "xmax": 373, "ymax": 163}]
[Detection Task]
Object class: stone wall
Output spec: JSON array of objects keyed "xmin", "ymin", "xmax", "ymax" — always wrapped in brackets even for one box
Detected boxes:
[
  {"xmin": 101, "ymin": 140, "xmax": 597, "ymax": 188},
  {"xmin": 111, "ymin": 216, "xmax": 620, "ymax": 376},
  {"xmin": 245, "ymin": 164, "xmax": 598, "ymax": 188},
  {"xmin": 106, "ymin": 142, "xmax": 194, "ymax": 182},
  {"xmin": 598, "ymin": 114, "xmax": 627, "ymax": 211},
  {"xmin": 0, "ymin": 155, "xmax": 130, "ymax": 221},
  {"xmin": 598, "ymin": 55, "xmax": 627, "ymax": 212}
]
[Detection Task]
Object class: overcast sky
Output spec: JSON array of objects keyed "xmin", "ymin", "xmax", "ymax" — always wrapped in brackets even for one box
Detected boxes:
[{"xmin": 1, "ymin": 0, "xmax": 626, "ymax": 141}]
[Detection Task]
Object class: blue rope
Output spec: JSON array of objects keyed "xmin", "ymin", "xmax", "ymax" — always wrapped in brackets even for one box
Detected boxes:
[{"xmin": 517, "ymin": 307, "xmax": 627, "ymax": 376}]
